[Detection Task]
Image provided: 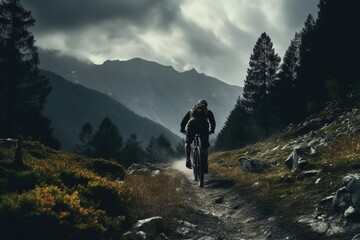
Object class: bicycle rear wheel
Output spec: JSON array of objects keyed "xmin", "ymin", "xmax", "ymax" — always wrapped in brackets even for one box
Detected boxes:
[{"xmin": 193, "ymin": 149, "xmax": 198, "ymax": 181}]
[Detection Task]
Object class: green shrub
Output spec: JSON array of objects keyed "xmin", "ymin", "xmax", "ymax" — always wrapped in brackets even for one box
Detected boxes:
[
  {"xmin": 0, "ymin": 167, "xmax": 42, "ymax": 194},
  {"xmin": 82, "ymin": 178, "xmax": 131, "ymax": 217},
  {"xmin": 59, "ymin": 169, "xmax": 91, "ymax": 187},
  {"xmin": 87, "ymin": 159, "xmax": 126, "ymax": 180},
  {"xmin": 0, "ymin": 186, "xmax": 108, "ymax": 240}
]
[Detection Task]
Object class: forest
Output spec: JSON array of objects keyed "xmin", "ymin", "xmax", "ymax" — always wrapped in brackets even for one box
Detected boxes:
[{"xmin": 216, "ymin": 0, "xmax": 359, "ymax": 150}]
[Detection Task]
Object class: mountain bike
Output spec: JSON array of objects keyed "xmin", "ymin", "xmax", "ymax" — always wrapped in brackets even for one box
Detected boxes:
[{"xmin": 192, "ymin": 134, "xmax": 206, "ymax": 188}]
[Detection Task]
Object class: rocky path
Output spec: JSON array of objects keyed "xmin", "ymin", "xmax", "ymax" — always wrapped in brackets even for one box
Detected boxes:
[{"xmin": 170, "ymin": 160, "xmax": 315, "ymax": 240}]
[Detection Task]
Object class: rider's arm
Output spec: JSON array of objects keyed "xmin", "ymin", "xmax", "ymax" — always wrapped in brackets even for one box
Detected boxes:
[
  {"xmin": 207, "ymin": 110, "xmax": 216, "ymax": 132},
  {"xmin": 180, "ymin": 111, "xmax": 190, "ymax": 131}
]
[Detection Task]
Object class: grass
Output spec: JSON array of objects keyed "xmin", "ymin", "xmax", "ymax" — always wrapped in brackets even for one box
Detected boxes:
[
  {"xmin": 0, "ymin": 140, "xmax": 187, "ymax": 239},
  {"xmin": 209, "ymin": 132, "xmax": 360, "ymax": 219},
  {"xmin": 126, "ymin": 172, "xmax": 187, "ymax": 228}
]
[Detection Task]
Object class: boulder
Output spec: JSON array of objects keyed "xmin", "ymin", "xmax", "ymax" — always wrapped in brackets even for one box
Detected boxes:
[
  {"xmin": 285, "ymin": 146, "xmax": 315, "ymax": 171},
  {"xmin": 128, "ymin": 163, "xmax": 162, "ymax": 175},
  {"xmin": 329, "ymin": 174, "xmax": 360, "ymax": 221},
  {"xmin": 132, "ymin": 216, "xmax": 165, "ymax": 239}
]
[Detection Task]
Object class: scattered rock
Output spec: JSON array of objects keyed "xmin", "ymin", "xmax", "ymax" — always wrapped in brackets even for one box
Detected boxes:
[
  {"xmin": 320, "ymin": 195, "xmax": 335, "ymax": 205},
  {"xmin": 121, "ymin": 231, "xmax": 146, "ymax": 240},
  {"xmin": 128, "ymin": 162, "xmax": 162, "ymax": 175},
  {"xmin": 301, "ymin": 170, "xmax": 322, "ymax": 177},
  {"xmin": 155, "ymin": 233, "xmax": 169, "ymax": 240},
  {"xmin": 214, "ymin": 196, "xmax": 224, "ymax": 204},
  {"xmin": 197, "ymin": 237, "xmax": 217, "ymax": 240},
  {"xmin": 353, "ymin": 233, "xmax": 360, "ymax": 240},
  {"xmin": 238, "ymin": 157, "xmax": 277, "ymax": 172},
  {"xmin": 132, "ymin": 216, "xmax": 165, "ymax": 239},
  {"xmin": 345, "ymin": 206, "xmax": 356, "ymax": 218}
]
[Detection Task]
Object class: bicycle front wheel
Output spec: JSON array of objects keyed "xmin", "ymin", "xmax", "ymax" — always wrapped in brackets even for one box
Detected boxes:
[{"xmin": 198, "ymin": 148, "xmax": 204, "ymax": 188}]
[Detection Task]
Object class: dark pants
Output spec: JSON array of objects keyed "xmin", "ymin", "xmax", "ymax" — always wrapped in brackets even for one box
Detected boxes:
[{"xmin": 186, "ymin": 120, "xmax": 210, "ymax": 149}]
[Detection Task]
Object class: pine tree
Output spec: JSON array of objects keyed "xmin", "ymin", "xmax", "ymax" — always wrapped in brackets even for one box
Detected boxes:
[
  {"xmin": 0, "ymin": 0, "xmax": 59, "ymax": 148},
  {"xmin": 175, "ymin": 139, "xmax": 186, "ymax": 158},
  {"xmin": 146, "ymin": 134, "xmax": 174, "ymax": 163},
  {"xmin": 272, "ymin": 32, "xmax": 301, "ymax": 125},
  {"xmin": 91, "ymin": 117, "xmax": 123, "ymax": 160},
  {"xmin": 75, "ymin": 122, "xmax": 93, "ymax": 156},
  {"xmin": 294, "ymin": 14, "xmax": 319, "ymax": 119},
  {"xmin": 215, "ymin": 98, "xmax": 249, "ymax": 150},
  {"xmin": 121, "ymin": 133, "xmax": 145, "ymax": 168},
  {"xmin": 241, "ymin": 32, "xmax": 281, "ymax": 137}
]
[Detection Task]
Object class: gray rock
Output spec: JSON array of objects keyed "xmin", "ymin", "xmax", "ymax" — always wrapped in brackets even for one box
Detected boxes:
[
  {"xmin": 352, "ymin": 233, "xmax": 360, "ymax": 240},
  {"xmin": 133, "ymin": 216, "xmax": 165, "ymax": 239},
  {"xmin": 331, "ymin": 173, "xmax": 360, "ymax": 216},
  {"xmin": 285, "ymin": 146, "xmax": 315, "ymax": 170},
  {"xmin": 238, "ymin": 157, "xmax": 275, "ymax": 172},
  {"xmin": 320, "ymin": 195, "xmax": 335, "ymax": 205},
  {"xmin": 214, "ymin": 196, "xmax": 224, "ymax": 204},
  {"xmin": 302, "ymin": 170, "xmax": 322, "ymax": 177},
  {"xmin": 344, "ymin": 206, "xmax": 356, "ymax": 218},
  {"xmin": 155, "ymin": 233, "xmax": 169, "ymax": 240},
  {"xmin": 128, "ymin": 162, "xmax": 162, "ymax": 175},
  {"xmin": 308, "ymin": 139, "xmax": 319, "ymax": 147},
  {"xmin": 333, "ymin": 187, "xmax": 352, "ymax": 211},
  {"xmin": 310, "ymin": 221, "xmax": 329, "ymax": 234},
  {"xmin": 121, "ymin": 231, "xmax": 146, "ymax": 240},
  {"xmin": 343, "ymin": 174, "xmax": 360, "ymax": 211}
]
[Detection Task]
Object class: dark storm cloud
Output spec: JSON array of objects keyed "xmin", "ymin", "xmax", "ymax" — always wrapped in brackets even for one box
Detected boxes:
[
  {"xmin": 22, "ymin": 0, "xmax": 181, "ymax": 32},
  {"xmin": 20, "ymin": 0, "xmax": 319, "ymax": 86}
]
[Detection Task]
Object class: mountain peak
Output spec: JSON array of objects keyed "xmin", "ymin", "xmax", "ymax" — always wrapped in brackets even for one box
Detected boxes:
[{"xmin": 185, "ymin": 68, "xmax": 198, "ymax": 74}]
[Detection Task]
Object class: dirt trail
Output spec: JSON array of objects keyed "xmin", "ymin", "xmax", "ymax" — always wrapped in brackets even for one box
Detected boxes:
[{"xmin": 170, "ymin": 160, "xmax": 314, "ymax": 240}]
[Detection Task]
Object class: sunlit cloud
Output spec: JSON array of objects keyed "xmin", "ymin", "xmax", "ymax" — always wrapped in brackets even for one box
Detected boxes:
[{"xmin": 23, "ymin": 0, "xmax": 318, "ymax": 86}]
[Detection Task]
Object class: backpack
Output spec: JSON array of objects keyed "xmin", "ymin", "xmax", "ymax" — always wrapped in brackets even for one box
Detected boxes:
[{"xmin": 190, "ymin": 103, "xmax": 208, "ymax": 120}]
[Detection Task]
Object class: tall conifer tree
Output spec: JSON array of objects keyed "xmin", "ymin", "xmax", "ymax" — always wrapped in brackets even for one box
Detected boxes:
[
  {"xmin": 241, "ymin": 32, "xmax": 280, "ymax": 137},
  {"xmin": 272, "ymin": 32, "xmax": 301, "ymax": 125},
  {"xmin": 91, "ymin": 117, "xmax": 123, "ymax": 160},
  {"xmin": 294, "ymin": 14, "xmax": 317, "ymax": 119},
  {"xmin": 121, "ymin": 134, "xmax": 145, "ymax": 168},
  {"xmin": 75, "ymin": 122, "xmax": 93, "ymax": 156},
  {"xmin": 0, "ymin": 0, "xmax": 59, "ymax": 148}
]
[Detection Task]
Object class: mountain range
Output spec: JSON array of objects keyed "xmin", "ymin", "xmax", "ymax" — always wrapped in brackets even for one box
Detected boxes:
[
  {"xmin": 42, "ymin": 70, "xmax": 180, "ymax": 151},
  {"xmin": 39, "ymin": 50, "xmax": 242, "ymax": 136}
]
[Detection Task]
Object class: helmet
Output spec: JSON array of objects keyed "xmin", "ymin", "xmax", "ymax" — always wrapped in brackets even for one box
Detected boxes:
[{"xmin": 198, "ymin": 99, "xmax": 208, "ymax": 107}]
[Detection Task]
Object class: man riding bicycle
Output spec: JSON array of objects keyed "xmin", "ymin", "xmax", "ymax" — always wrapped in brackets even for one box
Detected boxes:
[{"xmin": 180, "ymin": 99, "xmax": 216, "ymax": 171}]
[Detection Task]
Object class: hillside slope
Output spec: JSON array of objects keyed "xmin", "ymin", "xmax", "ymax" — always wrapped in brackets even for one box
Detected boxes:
[
  {"xmin": 38, "ymin": 50, "xmax": 242, "ymax": 135},
  {"xmin": 42, "ymin": 70, "xmax": 180, "ymax": 151},
  {"xmin": 209, "ymin": 98, "xmax": 360, "ymax": 238}
]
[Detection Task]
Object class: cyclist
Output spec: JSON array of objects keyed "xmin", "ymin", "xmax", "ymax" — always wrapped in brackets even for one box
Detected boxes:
[{"xmin": 180, "ymin": 99, "xmax": 216, "ymax": 172}]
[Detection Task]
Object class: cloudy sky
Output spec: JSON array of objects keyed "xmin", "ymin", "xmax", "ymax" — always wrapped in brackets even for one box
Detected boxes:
[{"xmin": 22, "ymin": 0, "xmax": 318, "ymax": 87}]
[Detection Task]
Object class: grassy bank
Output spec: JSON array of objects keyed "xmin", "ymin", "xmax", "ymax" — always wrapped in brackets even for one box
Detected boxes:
[
  {"xmin": 209, "ymin": 133, "xmax": 360, "ymax": 218},
  {"xmin": 0, "ymin": 141, "xmax": 186, "ymax": 239}
]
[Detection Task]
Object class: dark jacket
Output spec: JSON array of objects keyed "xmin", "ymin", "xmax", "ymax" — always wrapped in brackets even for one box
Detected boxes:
[{"xmin": 181, "ymin": 107, "xmax": 216, "ymax": 132}]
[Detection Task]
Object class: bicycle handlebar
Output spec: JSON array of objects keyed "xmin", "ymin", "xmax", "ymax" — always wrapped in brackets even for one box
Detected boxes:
[{"xmin": 180, "ymin": 131, "xmax": 214, "ymax": 135}]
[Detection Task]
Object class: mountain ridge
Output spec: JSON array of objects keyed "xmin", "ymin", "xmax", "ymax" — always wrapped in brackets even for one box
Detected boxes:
[
  {"xmin": 42, "ymin": 70, "xmax": 181, "ymax": 151},
  {"xmin": 39, "ymin": 49, "xmax": 242, "ymax": 136}
]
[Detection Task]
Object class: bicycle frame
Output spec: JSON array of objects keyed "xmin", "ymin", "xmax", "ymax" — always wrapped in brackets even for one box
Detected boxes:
[{"xmin": 192, "ymin": 134, "xmax": 205, "ymax": 187}]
